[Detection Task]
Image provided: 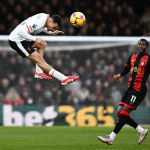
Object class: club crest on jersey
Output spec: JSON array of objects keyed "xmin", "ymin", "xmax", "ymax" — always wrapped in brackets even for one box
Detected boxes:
[
  {"xmin": 141, "ymin": 61, "xmax": 145, "ymax": 66},
  {"xmin": 130, "ymin": 102, "xmax": 133, "ymax": 105},
  {"xmin": 32, "ymin": 24, "xmax": 37, "ymax": 29}
]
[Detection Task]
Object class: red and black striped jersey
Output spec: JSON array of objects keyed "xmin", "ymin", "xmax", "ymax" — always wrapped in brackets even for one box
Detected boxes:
[{"xmin": 122, "ymin": 53, "xmax": 150, "ymax": 92}]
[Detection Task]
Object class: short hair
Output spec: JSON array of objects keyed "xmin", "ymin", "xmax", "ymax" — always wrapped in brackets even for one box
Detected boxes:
[
  {"xmin": 139, "ymin": 39, "xmax": 149, "ymax": 46},
  {"xmin": 51, "ymin": 15, "xmax": 62, "ymax": 27}
]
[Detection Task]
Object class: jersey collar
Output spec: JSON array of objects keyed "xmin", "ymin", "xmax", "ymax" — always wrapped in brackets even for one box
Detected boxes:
[{"xmin": 44, "ymin": 14, "xmax": 50, "ymax": 27}]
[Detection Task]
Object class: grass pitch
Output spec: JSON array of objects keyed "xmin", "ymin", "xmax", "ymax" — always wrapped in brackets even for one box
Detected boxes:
[{"xmin": 0, "ymin": 126, "xmax": 149, "ymax": 150}]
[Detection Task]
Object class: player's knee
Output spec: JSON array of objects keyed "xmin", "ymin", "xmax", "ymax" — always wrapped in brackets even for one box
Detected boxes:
[
  {"xmin": 33, "ymin": 43, "xmax": 46, "ymax": 50},
  {"xmin": 116, "ymin": 112, "xmax": 121, "ymax": 118},
  {"xmin": 37, "ymin": 45, "xmax": 45, "ymax": 51},
  {"xmin": 123, "ymin": 106, "xmax": 133, "ymax": 113},
  {"xmin": 120, "ymin": 109, "xmax": 129, "ymax": 116},
  {"xmin": 40, "ymin": 45, "xmax": 46, "ymax": 50}
]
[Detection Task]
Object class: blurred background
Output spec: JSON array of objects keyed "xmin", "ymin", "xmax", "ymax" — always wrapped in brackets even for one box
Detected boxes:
[{"xmin": 0, "ymin": 0, "xmax": 150, "ymax": 126}]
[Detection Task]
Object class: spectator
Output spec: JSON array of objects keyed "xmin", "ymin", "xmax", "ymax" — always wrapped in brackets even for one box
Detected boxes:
[
  {"xmin": 21, "ymin": 87, "xmax": 33, "ymax": 105},
  {"xmin": 0, "ymin": 78, "xmax": 10, "ymax": 95},
  {"xmin": 86, "ymin": 93, "xmax": 97, "ymax": 104},
  {"xmin": 0, "ymin": 23, "xmax": 6, "ymax": 35},
  {"xmin": 70, "ymin": 59, "xmax": 77, "ymax": 73},
  {"xmin": 43, "ymin": 87, "xmax": 53, "ymax": 105},
  {"xmin": 15, "ymin": 76, "xmax": 27, "ymax": 95},
  {"xmin": 77, "ymin": 85, "xmax": 90, "ymax": 104},
  {"xmin": 142, "ymin": 8, "xmax": 150, "ymax": 24},
  {"xmin": 0, "ymin": 52, "xmax": 9, "ymax": 77},
  {"xmin": 96, "ymin": 59, "xmax": 109, "ymax": 79},
  {"xmin": 32, "ymin": 83, "xmax": 44, "ymax": 105},
  {"xmin": 0, "ymin": 5, "xmax": 7, "ymax": 22},
  {"xmin": 95, "ymin": 80, "xmax": 102, "ymax": 101},
  {"xmin": 5, "ymin": 87, "xmax": 23, "ymax": 105},
  {"xmin": 107, "ymin": 65, "xmax": 115, "ymax": 82},
  {"xmin": 7, "ymin": 72, "xmax": 16, "ymax": 87},
  {"xmin": 67, "ymin": 91, "xmax": 80, "ymax": 105},
  {"xmin": 7, "ymin": 0, "xmax": 16, "ymax": 13},
  {"xmin": 61, "ymin": 86, "xmax": 70, "ymax": 105},
  {"xmin": 110, "ymin": 85, "xmax": 122, "ymax": 105},
  {"xmin": 84, "ymin": 59, "xmax": 93, "ymax": 78},
  {"xmin": 115, "ymin": 58, "xmax": 124, "ymax": 73},
  {"xmin": 14, "ymin": 4, "xmax": 23, "ymax": 21},
  {"xmin": 77, "ymin": 66, "xmax": 85, "ymax": 81},
  {"xmin": 99, "ymin": 81, "xmax": 115, "ymax": 106},
  {"xmin": 111, "ymin": 25, "xmax": 118, "ymax": 36},
  {"xmin": 125, "ymin": 27, "xmax": 132, "ymax": 36},
  {"xmin": 55, "ymin": 58, "xmax": 63, "ymax": 72},
  {"xmin": 107, "ymin": 53, "xmax": 114, "ymax": 65},
  {"xmin": 0, "ymin": 93, "xmax": 4, "ymax": 105}
]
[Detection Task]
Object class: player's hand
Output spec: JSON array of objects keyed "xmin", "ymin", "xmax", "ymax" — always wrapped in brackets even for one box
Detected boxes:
[
  {"xmin": 51, "ymin": 30, "xmax": 64, "ymax": 35},
  {"xmin": 36, "ymin": 38, "xmax": 47, "ymax": 46},
  {"xmin": 113, "ymin": 74, "xmax": 121, "ymax": 82}
]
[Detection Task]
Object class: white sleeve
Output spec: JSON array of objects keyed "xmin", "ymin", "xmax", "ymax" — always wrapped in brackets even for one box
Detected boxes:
[
  {"xmin": 42, "ymin": 28, "xmax": 52, "ymax": 34},
  {"xmin": 17, "ymin": 25, "xmax": 36, "ymax": 41}
]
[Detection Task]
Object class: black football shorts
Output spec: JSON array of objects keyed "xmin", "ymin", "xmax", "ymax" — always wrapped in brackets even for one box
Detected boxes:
[
  {"xmin": 119, "ymin": 88, "xmax": 147, "ymax": 110},
  {"xmin": 9, "ymin": 40, "xmax": 35, "ymax": 58}
]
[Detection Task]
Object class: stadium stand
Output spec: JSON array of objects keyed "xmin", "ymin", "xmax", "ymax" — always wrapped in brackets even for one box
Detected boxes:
[{"xmin": 0, "ymin": 0, "xmax": 150, "ymax": 36}]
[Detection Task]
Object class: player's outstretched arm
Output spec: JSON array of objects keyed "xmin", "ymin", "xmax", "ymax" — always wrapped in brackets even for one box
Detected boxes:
[
  {"xmin": 17, "ymin": 26, "xmax": 37, "ymax": 41},
  {"xmin": 50, "ymin": 30, "xmax": 64, "ymax": 35},
  {"xmin": 113, "ymin": 74, "xmax": 121, "ymax": 82},
  {"xmin": 113, "ymin": 64, "xmax": 131, "ymax": 82},
  {"xmin": 17, "ymin": 26, "xmax": 47, "ymax": 47}
]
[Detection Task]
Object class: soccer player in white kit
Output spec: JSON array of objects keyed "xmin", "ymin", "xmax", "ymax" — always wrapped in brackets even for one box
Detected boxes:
[{"xmin": 9, "ymin": 13, "xmax": 79, "ymax": 85}]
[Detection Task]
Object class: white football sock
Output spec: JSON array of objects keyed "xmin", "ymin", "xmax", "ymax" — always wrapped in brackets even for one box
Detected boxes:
[
  {"xmin": 109, "ymin": 132, "xmax": 116, "ymax": 141},
  {"xmin": 136, "ymin": 125, "xmax": 144, "ymax": 133},
  {"xmin": 36, "ymin": 64, "xmax": 43, "ymax": 73},
  {"xmin": 49, "ymin": 68, "xmax": 67, "ymax": 81}
]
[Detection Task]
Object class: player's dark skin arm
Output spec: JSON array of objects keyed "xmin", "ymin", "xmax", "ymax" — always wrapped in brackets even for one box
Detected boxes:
[
  {"xmin": 50, "ymin": 30, "xmax": 64, "ymax": 35},
  {"xmin": 113, "ymin": 66, "xmax": 130, "ymax": 82}
]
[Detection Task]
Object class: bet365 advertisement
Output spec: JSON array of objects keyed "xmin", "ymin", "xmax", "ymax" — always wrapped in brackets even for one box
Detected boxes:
[{"xmin": 0, "ymin": 105, "xmax": 149, "ymax": 126}]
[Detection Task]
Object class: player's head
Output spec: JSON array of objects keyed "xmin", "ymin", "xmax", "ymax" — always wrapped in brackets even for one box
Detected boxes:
[
  {"xmin": 47, "ymin": 15, "xmax": 62, "ymax": 31},
  {"xmin": 137, "ymin": 39, "xmax": 148, "ymax": 54}
]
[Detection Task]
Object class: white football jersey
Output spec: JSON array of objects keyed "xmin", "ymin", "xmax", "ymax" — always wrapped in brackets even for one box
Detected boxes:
[{"xmin": 9, "ymin": 13, "xmax": 51, "ymax": 42}]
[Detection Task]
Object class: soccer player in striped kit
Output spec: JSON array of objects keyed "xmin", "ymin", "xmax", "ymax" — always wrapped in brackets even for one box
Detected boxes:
[
  {"xmin": 98, "ymin": 39, "xmax": 149, "ymax": 145},
  {"xmin": 9, "ymin": 13, "xmax": 79, "ymax": 85}
]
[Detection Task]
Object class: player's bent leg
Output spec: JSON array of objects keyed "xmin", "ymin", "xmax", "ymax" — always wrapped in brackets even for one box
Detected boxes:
[
  {"xmin": 27, "ymin": 51, "xmax": 52, "ymax": 80},
  {"xmin": 27, "ymin": 52, "xmax": 79, "ymax": 84},
  {"xmin": 138, "ymin": 129, "xmax": 149, "ymax": 144},
  {"xmin": 118, "ymin": 105, "xmax": 141, "ymax": 132},
  {"xmin": 32, "ymin": 42, "xmax": 52, "ymax": 80},
  {"xmin": 97, "ymin": 136, "xmax": 113, "ymax": 145}
]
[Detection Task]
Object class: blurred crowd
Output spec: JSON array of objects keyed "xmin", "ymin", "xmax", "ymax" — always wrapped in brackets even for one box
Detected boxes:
[
  {"xmin": 0, "ymin": 0, "xmax": 150, "ymax": 36},
  {"xmin": 0, "ymin": 0, "xmax": 150, "ymax": 106},
  {"xmin": 0, "ymin": 47, "xmax": 150, "ymax": 106}
]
